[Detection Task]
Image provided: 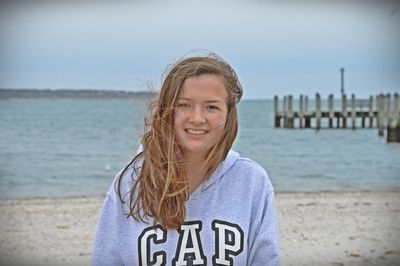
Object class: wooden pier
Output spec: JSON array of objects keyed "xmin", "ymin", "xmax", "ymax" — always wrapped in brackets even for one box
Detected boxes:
[{"xmin": 274, "ymin": 93, "xmax": 400, "ymax": 143}]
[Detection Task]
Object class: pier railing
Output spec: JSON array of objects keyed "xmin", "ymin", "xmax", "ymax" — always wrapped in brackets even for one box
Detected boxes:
[{"xmin": 274, "ymin": 93, "xmax": 400, "ymax": 143}]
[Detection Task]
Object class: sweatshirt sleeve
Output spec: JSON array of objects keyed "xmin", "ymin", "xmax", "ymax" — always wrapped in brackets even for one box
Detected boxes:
[
  {"xmin": 248, "ymin": 191, "xmax": 280, "ymax": 266},
  {"xmin": 92, "ymin": 194, "xmax": 124, "ymax": 266}
]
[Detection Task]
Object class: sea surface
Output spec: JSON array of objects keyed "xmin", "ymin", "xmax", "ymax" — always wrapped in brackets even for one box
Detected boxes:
[{"xmin": 1, "ymin": 98, "xmax": 399, "ymax": 199}]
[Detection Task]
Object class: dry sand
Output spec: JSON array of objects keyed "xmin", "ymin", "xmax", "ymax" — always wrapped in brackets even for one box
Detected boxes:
[
  {"xmin": 276, "ymin": 192, "xmax": 400, "ymax": 266},
  {"xmin": 0, "ymin": 192, "xmax": 399, "ymax": 266}
]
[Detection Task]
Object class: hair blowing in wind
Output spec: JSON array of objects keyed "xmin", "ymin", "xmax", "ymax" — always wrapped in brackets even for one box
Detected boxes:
[{"xmin": 115, "ymin": 53, "xmax": 243, "ymax": 229}]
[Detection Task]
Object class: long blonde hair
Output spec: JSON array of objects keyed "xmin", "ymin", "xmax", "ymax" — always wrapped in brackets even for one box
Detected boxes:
[{"xmin": 116, "ymin": 53, "xmax": 243, "ymax": 229}]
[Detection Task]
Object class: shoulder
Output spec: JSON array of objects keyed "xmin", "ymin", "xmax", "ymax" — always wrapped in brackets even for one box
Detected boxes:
[
  {"xmin": 224, "ymin": 150, "xmax": 268, "ymax": 178},
  {"xmin": 235, "ymin": 156, "xmax": 267, "ymax": 174},
  {"xmin": 107, "ymin": 156, "xmax": 143, "ymax": 201},
  {"xmin": 228, "ymin": 154, "xmax": 274, "ymax": 195},
  {"xmin": 232, "ymin": 156, "xmax": 269, "ymax": 181}
]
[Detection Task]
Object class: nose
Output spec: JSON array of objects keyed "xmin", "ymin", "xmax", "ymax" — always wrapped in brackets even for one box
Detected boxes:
[{"xmin": 188, "ymin": 106, "xmax": 206, "ymax": 124}]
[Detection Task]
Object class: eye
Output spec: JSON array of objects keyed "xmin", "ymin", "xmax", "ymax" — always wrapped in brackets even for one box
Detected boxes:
[
  {"xmin": 206, "ymin": 105, "xmax": 219, "ymax": 111},
  {"xmin": 177, "ymin": 103, "xmax": 191, "ymax": 109}
]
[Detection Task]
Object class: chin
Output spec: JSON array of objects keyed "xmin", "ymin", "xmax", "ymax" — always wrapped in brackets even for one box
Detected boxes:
[
  {"xmin": 183, "ymin": 145, "xmax": 210, "ymax": 155},
  {"xmin": 186, "ymin": 147, "xmax": 205, "ymax": 154}
]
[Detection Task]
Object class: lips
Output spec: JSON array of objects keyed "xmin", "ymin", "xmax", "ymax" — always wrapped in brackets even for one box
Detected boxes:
[{"xmin": 185, "ymin": 128, "xmax": 208, "ymax": 135}]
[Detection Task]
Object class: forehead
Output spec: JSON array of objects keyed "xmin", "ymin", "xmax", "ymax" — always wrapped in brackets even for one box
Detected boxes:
[{"xmin": 178, "ymin": 74, "xmax": 227, "ymax": 101}]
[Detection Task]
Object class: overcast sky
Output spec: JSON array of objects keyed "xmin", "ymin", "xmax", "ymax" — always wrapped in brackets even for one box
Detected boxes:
[{"xmin": 0, "ymin": 1, "xmax": 399, "ymax": 99}]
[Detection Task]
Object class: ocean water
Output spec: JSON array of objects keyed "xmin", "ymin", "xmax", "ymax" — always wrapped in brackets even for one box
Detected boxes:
[{"xmin": 0, "ymin": 98, "xmax": 399, "ymax": 199}]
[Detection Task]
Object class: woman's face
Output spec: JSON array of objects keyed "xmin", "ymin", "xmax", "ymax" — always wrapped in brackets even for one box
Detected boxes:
[{"xmin": 174, "ymin": 74, "xmax": 228, "ymax": 156}]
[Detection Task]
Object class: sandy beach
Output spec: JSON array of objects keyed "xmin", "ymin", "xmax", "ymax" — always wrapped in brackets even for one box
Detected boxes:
[{"xmin": 1, "ymin": 192, "xmax": 399, "ymax": 266}]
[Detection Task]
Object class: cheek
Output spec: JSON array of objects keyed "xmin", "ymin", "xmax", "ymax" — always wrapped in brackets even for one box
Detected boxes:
[
  {"xmin": 211, "ymin": 113, "xmax": 228, "ymax": 129},
  {"xmin": 174, "ymin": 111, "xmax": 184, "ymax": 125}
]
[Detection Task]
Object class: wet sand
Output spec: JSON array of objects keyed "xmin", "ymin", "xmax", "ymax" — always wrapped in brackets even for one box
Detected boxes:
[{"xmin": 1, "ymin": 192, "xmax": 399, "ymax": 266}]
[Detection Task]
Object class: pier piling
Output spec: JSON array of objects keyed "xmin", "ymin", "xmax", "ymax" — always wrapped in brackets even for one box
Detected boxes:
[
  {"xmin": 351, "ymin": 94, "xmax": 356, "ymax": 130},
  {"xmin": 316, "ymin": 93, "xmax": 321, "ymax": 130},
  {"xmin": 299, "ymin": 94, "xmax": 304, "ymax": 128},
  {"xmin": 369, "ymin": 96, "xmax": 373, "ymax": 128},
  {"xmin": 387, "ymin": 93, "xmax": 400, "ymax": 142},
  {"xmin": 304, "ymin": 96, "xmax": 310, "ymax": 128},
  {"xmin": 342, "ymin": 94, "xmax": 347, "ymax": 128},
  {"xmin": 377, "ymin": 94, "xmax": 385, "ymax": 136},
  {"xmin": 274, "ymin": 96, "xmax": 280, "ymax": 128},
  {"xmin": 328, "ymin": 94, "xmax": 334, "ymax": 128},
  {"xmin": 287, "ymin": 95, "xmax": 294, "ymax": 128}
]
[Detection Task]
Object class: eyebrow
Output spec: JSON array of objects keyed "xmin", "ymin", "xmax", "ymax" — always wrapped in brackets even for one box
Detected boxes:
[{"xmin": 178, "ymin": 97, "xmax": 223, "ymax": 104}]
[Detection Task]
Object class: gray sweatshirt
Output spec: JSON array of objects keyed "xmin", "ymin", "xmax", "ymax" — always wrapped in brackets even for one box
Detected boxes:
[{"xmin": 92, "ymin": 150, "xmax": 279, "ymax": 265}]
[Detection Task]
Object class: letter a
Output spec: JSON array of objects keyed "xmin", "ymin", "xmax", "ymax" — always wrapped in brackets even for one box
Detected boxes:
[{"xmin": 172, "ymin": 221, "xmax": 206, "ymax": 266}]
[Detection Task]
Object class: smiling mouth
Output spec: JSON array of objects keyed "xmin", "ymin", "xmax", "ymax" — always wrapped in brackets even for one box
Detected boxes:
[{"xmin": 185, "ymin": 128, "xmax": 208, "ymax": 135}]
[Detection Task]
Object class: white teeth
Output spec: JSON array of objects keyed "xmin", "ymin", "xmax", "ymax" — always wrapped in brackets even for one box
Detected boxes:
[{"xmin": 186, "ymin": 129, "xmax": 207, "ymax": 135}]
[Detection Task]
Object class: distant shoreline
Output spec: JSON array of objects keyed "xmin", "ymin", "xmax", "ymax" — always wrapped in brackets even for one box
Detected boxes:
[{"xmin": 0, "ymin": 88, "xmax": 158, "ymax": 99}]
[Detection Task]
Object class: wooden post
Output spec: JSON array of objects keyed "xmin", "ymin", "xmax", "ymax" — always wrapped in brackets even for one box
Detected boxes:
[
  {"xmin": 342, "ymin": 94, "xmax": 347, "ymax": 128},
  {"xmin": 316, "ymin": 93, "xmax": 321, "ymax": 130},
  {"xmin": 299, "ymin": 94, "xmax": 304, "ymax": 128},
  {"xmin": 340, "ymin": 67, "xmax": 345, "ymax": 95},
  {"xmin": 328, "ymin": 94, "xmax": 334, "ymax": 128},
  {"xmin": 387, "ymin": 93, "xmax": 396, "ymax": 142},
  {"xmin": 377, "ymin": 94, "xmax": 384, "ymax": 136},
  {"xmin": 385, "ymin": 94, "xmax": 391, "ymax": 138},
  {"xmin": 274, "ymin": 96, "xmax": 280, "ymax": 128},
  {"xmin": 369, "ymin": 95, "xmax": 374, "ymax": 128},
  {"xmin": 361, "ymin": 101, "xmax": 366, "ymax": 128},
  {"xmin": 336, "ymin": 95, "xmax": 340, "ymax": 128},
  {"xmin": 287, "ymin": 95, "xmax": 294, "ymax": 128},
  {"xmin": 304, "ymin": 95, "xmax": 310, "ymax": 128},
  {"xmin": 351, "ymin": 94, "xmax": 356, "ymax": 130},
  {"xmin": 387, "ymin": 93, "xmax": 399, "ymax": 142},
  {"xmin": 396, "ymin": 93, "xmax": 400, "ymax": 142},
  {"xmin": 283, "ymin": 96, "xmax": 287, "ymax": 128},
  {"xmin": 304, "ymin": 95, "xmax": 309, "ymax": 112}
]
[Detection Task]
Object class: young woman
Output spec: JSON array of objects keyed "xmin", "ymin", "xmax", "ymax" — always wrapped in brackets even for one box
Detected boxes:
[{"xmin": 92, "ymin": 53, "xmax": 279, "ymax": 265}]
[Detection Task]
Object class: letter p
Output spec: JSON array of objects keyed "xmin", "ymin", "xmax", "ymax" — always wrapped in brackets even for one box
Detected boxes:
[{"xmin": 212, "ymin": 220, "xmax": 244, "ymax": 266}]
